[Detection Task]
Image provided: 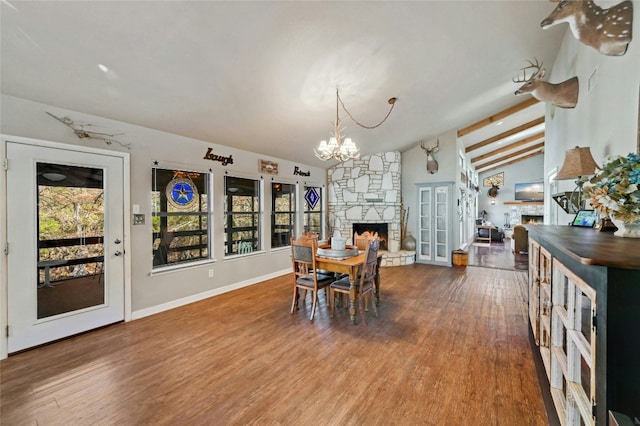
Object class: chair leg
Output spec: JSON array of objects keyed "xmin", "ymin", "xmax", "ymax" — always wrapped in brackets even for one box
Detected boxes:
[
  {"xmin": 310, "ymin": 290, "xmax": 318, "ymax": 321},
  {"xmin": 291, "ymin": 287, "xmax": 299, "ymax": 314},
  {"xmin": 330, "ymin": 288, "xmax": 335, "ymax": 318},
  {"xmin": 358, "ymin": 295, "xmax": 366, "ymax": 326},
  {"xmin": 370, "ymin": 291, "xmax": 378, "ymax": 317}
]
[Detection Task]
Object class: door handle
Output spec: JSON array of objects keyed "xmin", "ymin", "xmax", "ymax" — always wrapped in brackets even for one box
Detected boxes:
[
  {"xmin": 114, "ymin": 238, "xmax": 122, "ymax": 244},
  {"xmin": 114, "ymin": 250, "xmax": 123, "ymax": 256}
]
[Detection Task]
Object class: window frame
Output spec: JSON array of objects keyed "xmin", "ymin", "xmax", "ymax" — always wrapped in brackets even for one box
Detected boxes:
[
  {"xmin": 224, "ymin": 175, "xmax": 263, "ymax": 256},
  {"xmin": 303, "ymin": 185, "xmax": 324, "ymax": 239},
  {"xmin": 151, "ymin": 167, "xmax": 213, "ymax": 270},
  {"xmin": 270, "ymin": 181, "xmax": 296, "ymax": 249}
]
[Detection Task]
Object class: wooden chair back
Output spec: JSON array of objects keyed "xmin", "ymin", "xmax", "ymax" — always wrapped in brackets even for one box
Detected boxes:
[
  {"xmin": 360, "ymin": 238, "xmax": 380, "ymax": 289},
  {"xmin": 291, "ymin": 234, "xmax": 318, "ymax": 279},
  {"xmin": 290, "ymin": 234, "xmax": 334, "ymax": 320},
  {"xmin": 354, "ymin": 230, "xmax": 378, "ymax": 251}
]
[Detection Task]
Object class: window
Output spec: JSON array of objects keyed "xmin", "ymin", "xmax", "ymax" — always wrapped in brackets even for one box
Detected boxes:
[
  {"xmin": 303, "ymin": 185, "xmax": 323, "ymax": 238},
  {"xmin": 224, "ymin": 176, "xmax": 261, "ymax": 255},
  {"xmin": 152, "ymin": 168, "xmax": 211, "ymax": 268},
  {"xmin": 271, "ymin": 182, "xmax": 295, "ymax": 248}
]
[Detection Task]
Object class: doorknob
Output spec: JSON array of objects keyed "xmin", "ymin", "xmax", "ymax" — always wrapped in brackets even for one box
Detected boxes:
[{"xmin": 114, "ymin": 250, "xmax": 123, "ymax": 256}]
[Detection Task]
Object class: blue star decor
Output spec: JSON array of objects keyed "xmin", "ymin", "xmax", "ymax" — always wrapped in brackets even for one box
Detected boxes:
[
  {"xmin": 304, "ymin": 187, "xmax": 319, "ymax": 210},
  {"xmin": 166, "ymin": 178, "xmax": 198, "ymax": 209}
]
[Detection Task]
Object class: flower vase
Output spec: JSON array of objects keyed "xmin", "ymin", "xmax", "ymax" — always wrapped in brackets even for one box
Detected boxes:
[
  {"xmin": 611, "ymin": 217, "xmax": 640, "ymax": 238},
  {"xmin": 401, "ymin": 232, "xmax": 416, "ymax": 251}
]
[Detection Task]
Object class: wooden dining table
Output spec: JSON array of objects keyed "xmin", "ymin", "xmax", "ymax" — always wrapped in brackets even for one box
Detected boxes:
[{"xmin": 315, "ymin": 251, "xmax": 383, "ymax": 324}]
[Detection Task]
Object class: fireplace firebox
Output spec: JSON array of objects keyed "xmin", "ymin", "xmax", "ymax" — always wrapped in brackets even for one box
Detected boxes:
[
  {"xmin": 352, "ymin": 223, "xmax": 388, "ymax": 250},
  {"xmin": 521, "ymin": 215, "xmax": 543, "ymax": 224}
]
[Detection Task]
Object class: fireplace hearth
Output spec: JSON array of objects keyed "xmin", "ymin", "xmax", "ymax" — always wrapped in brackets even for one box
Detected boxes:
[{"xmin": 352, "ymin": 223, "xmax": 388, "ymax": 250}]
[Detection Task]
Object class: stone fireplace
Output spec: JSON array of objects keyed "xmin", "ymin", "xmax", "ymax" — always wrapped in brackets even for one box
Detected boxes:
[
  {"xmin": 507, "ymin": 203, "xmax": 545, "ymax": 227},
  {"xmin": 328, "ymin": 152, "xmax": 414, "ymax": 266}
]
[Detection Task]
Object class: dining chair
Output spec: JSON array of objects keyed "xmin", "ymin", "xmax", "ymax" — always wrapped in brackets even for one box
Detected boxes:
[
  {"xmin": 330, "ymin": 238, "xmax": 379, "ymax": 325},
  {"xmin": 290, "ymin": 235, "xmax": 336, "ymax": 321}
]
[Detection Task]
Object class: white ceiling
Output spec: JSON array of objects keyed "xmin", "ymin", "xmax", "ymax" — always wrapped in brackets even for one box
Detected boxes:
[{"xmin": 0, "ymin": 1, "xmax": 566, "ymax": 169}]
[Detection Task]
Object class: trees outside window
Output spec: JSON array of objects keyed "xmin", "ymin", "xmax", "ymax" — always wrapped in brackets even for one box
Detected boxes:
[
  {"xmin": 224, "ymin": 176, "xmax": 261, "ymax": 255},
  {"xmin": 152, "ymin": 168, "xmax": 211, "ymax": 268},
  {"xmin": 271, "ymin": 182, "xmax": 295, "ymax": 248}
]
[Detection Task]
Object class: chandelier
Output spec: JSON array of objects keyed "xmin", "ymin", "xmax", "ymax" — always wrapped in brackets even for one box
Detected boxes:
[{"xmin": 314, "ymin": 88, "xmax": 396, "ymax": 162}]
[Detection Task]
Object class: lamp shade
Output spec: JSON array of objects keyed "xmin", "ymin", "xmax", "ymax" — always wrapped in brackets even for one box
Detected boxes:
[{"xmin": 555, "ymin": 146, "xmax": 599, "ymax": 180}]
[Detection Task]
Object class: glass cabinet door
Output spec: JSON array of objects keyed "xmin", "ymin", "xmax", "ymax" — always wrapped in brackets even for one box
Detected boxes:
[{"xmin": 550, "ymin": 259, "xmax": 596, "ymax": 426}]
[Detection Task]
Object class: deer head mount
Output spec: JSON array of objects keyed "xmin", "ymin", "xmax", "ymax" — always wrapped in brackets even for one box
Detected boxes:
[
  {"xmin": 513, "ymin": 58, "xmax": 579, "ymax": 109},
  {"xmin": 541, "ymin": 0, "xmax": 633, "ymax": 56},
  {"xmin": 487, "ymin": 184, "xmax": 500, "ymax": 198},
  {"xmin": 420, "ymin": 139, "xmax": 439, "ymax": 174}
]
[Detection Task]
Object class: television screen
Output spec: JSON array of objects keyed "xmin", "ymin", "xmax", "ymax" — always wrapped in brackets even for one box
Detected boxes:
[{"xmin": 514, "ymin": 182, "xmax": 544, "ymax": 201}]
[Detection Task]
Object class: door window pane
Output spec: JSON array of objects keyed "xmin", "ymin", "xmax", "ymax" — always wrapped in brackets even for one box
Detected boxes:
[{"xmin": 37, "ymin": 163, "xmax": 105, "ymax": 319}]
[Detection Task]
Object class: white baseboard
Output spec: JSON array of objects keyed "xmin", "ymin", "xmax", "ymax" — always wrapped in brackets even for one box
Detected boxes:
[{"xmin": 131, "ymin": 268, "xmax": 290, "ymax": 320}]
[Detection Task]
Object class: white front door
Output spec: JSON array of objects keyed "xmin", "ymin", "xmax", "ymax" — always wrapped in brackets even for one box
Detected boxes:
[{"xmin": 6, "ymin": 140, "xmax": 125, "ymax": 353}]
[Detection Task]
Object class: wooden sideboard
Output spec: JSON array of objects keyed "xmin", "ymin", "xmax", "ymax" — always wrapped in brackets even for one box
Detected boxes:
[{"xmin": 526, "ymin": 225, "xmax": 640, "ymax": 425}]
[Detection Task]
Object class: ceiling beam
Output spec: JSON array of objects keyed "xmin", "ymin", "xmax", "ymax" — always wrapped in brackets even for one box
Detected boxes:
[
  {"xmin": 465, "ymin": 116, "xmax": 545, "ymax": 153},
  {"xmin": 457, "ymin": 97, "xmax": 540, "ymax": 138},
  {"xmin": 475, "ymin": 142, "xmax": 545, "ymax": 170},
  {"xmin": 471, "ymin": 132, "xmax": 544, "ymax": 164},
  {"xmin": 477, "ymin": 149, "xmax": 545, "ymax": 174}
]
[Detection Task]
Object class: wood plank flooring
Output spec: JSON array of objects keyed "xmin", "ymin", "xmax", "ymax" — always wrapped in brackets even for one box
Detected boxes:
[{"xmin": 1, "ymin": 264, "xmax": 548, "ymax": 425}]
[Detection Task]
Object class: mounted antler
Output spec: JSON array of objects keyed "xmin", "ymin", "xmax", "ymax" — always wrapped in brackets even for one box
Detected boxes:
[
  {"xmin": 421, "ymin": 139, "xmax": 440, "ymax": 174},
  {"xmin": 513, "ymin": 58, "xmax": 579, "ymax": 109},
  {"xmin": 512, "ymin": 58, "xmax": 545, "ymax": 84}
]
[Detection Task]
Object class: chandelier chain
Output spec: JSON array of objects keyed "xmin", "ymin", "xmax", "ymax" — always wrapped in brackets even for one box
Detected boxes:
[{"xmin": 337, "ymin": 90, "xmax": 397, "ymax": 130}]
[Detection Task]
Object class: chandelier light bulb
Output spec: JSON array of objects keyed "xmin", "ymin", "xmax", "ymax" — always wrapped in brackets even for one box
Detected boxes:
[{"xmin": 314, "ymin": 87, "xmax": 395, "ymax": 162}]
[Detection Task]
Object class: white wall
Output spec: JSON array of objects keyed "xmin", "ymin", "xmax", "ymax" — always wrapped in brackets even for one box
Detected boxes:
[
  {"xmin": 401, "ymin": 129, "xmax": 461, "ymax": 246},
  {"xmin": 478, "ymin": 155, "xmax": 544, "ymax": 227},
  {"xmin": 544, "ymin": 2, "xmax": 640, "ymax": 224},
  {"xmin": 0, "ymin": 95, "xmax": 327, "ymax": 318}
]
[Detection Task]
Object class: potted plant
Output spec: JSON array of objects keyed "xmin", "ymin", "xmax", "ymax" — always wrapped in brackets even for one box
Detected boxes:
[{"xmin": 583, "ymin": 153, "xmax": 640, "ymax": 237}]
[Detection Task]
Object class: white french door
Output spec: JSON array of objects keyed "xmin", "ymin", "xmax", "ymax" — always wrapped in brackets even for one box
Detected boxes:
[
  {"xmin": 416, "ymin": 182, "xmax": 453, "ymax": 266},
  {"xmin": 6, "ymin": 140, "xmax": 125, "ymax": 353}
]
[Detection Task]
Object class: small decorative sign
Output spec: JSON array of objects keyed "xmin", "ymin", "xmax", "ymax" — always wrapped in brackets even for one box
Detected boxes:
[
  {"xmin": 203, "ymin": 148, "xmax": 233, "ymax": 166},
  {"xmin": 293, "ymin": 166, "xmax": 311, "ymax": 176},
  {"xmin": 304, "ymin": 187, "xmax": 320, "ymax": 210},
  {"xmin": 259, "ymin": 159, "xmax": 278, "ymax": 175},
  {"xmin": 166, "ymin": 177, "xmax": 198, "ymax": 209}
]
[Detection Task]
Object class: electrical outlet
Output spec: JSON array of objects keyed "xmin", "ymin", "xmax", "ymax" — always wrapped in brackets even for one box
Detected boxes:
[
  {"xmin": 208, "ymin": 269, "xmax": 214, "ymax": 278},
  {"xmin": 133, "ymin": 214, "xmax": 145, "ymax": 225}
]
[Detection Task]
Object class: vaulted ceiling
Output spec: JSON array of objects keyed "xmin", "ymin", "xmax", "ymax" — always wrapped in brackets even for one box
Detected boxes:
[
  {"xmin": 459, "ymin": 97, "xmax": 546, "ymax": 175},
  {"xmin": 0, "ymin": 1, "xmax": 566, "ymax": 169}
]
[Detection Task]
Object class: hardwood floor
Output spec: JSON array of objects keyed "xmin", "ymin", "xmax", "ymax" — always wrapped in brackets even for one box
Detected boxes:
[
  {"xmin": 467, "ymin": 238, "xmax": 529, "ymax": 271},
  {"xmin": 1, "ymin": 264, "xmax": 548, "ymax": 425}
]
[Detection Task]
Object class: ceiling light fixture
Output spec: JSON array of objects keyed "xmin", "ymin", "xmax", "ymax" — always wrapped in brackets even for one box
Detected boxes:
[
  {"xmin": 314, "ymin": 88, "xmax": 397, "ymax": 162},
  {"xmin": 98, "ymin": 64, "xmax": 109, "ymax": 73},
  {"xmin": 42, "ymin": 172, "xmax": 66, "ymax": 182}
]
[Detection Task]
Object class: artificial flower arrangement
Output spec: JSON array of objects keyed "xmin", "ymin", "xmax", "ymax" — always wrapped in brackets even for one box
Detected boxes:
[{"xmin": 583, "ymin": 153, "xmax": 640, "ymax": 223}]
